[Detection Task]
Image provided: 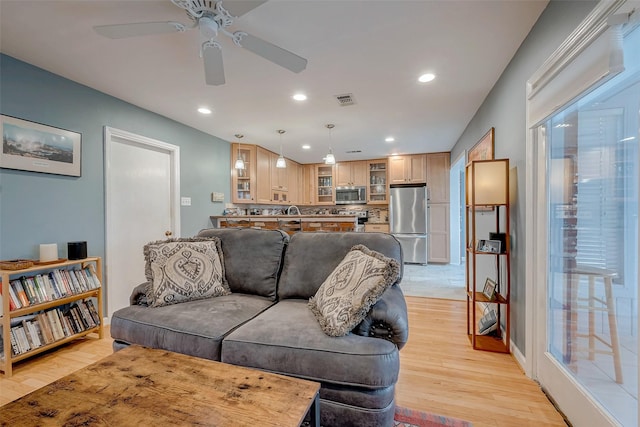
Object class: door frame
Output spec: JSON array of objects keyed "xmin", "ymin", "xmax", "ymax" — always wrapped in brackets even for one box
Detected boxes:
[
  {"xmin": 449, "ymin": 152, "xmax": 465, "ymax": 265},
  {"xmin": 104, "ymin": 126, "xmax": 181, "ymax": 318}
]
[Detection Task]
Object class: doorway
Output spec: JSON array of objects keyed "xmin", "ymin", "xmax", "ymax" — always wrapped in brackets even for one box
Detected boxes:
[{"xmin": 104, "ymin": 127, "xmax": 180, "ymax": 318}]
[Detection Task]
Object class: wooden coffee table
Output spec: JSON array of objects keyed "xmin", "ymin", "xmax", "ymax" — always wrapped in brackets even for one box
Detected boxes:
[{"xmin": 0, "ymin": 345, "xmax": 320, "ymax": 426}]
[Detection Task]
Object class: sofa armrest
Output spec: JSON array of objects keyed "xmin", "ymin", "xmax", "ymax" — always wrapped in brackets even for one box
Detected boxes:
[
  {"xmin": 353, "ymin": 284, "xmax": 409, "ymax": 350},
  {"xmin": 129, "ymin": 282, "xmax": 150, "ymax": 306}
]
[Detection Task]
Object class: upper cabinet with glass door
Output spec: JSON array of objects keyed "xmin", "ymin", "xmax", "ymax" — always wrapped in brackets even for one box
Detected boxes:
[
  {"xmin": 231, "ymin": 143, "xmax": 256, "ymax": 203},
  {"xmin": 368, "ymin": 160, "xmax": 388, "ymax": 204}
]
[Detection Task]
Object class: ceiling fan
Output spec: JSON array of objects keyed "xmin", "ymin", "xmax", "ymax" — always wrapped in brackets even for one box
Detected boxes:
[{"xmin": 94, "ymin": 0, "xmax": 307, "ymax": 86}]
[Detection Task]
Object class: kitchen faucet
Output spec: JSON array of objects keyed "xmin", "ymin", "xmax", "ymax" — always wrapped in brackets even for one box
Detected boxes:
[{"xmin": 287, "ymin": 205, "xmax": 300, "ymax": 215}]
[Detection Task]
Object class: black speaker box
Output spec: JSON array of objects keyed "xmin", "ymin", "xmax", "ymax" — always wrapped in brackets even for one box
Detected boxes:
[
  {"xmin": 489, "ymin": 232, "xmax": 507, "ymax": 253},
  {"xmin": 67, "ymin": 241, "xmax": 87, "ymax": 260}
]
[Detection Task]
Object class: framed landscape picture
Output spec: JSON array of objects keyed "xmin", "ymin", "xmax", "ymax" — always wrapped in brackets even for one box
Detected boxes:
[
  {"xmin": 1, "ymin": 115, "xmax": 81, "ymax": 177},
  {"xmin": 468, "ymin": 127, "xmax": 494, "ymax": 162}
]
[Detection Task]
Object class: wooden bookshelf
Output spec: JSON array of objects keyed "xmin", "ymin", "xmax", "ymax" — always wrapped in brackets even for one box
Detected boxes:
[{"xmin": 1, "ymin": 257, "xmax": 103, "ymax": 377}]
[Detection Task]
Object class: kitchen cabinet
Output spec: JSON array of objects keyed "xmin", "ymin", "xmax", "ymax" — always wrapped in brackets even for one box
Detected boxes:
[
  {"xmin": 287, "ymin": 160, "xmax": 300, "ymax": 205},
  {"xmin": 315, "ymin": 164, "xmax": 334, "ymax": 204},
  {"xmin": 335, "ymin": 161, "xmax": 367, "ymax": 187},
  {"xmin": 367, "ymin": 160, "xmax": 388, "ymax": 204},
  {"xmin": 256, "ymin": 146, "xmax": 273, "ymax": 204},
  {"xmin": 426, "ymin": 152, "xmax": 450, "ymax": 203},
  {"xmin": 301, "ymin": 164, "xmax": 316, "ymax": 205},
  {"xmin": 388, "ymin": 154, "xmax": 426, "ymax": 184},
  {"xmin": 428, "ymin": 203, "xmax": 450, "ymax": 263},
  {"xmin": 364, "ymin": 223, "xmax": 389, "ymax": 233},
  {"xmin": 270, "ymin": 152, "xmax": 288, "ymax": 192},
  {"xmin": 231, "ymin": 144, "xmax": 256, "ymax": 203}
]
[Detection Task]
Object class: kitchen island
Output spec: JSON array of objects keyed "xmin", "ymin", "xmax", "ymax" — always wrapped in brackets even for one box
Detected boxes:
[{"xmin": 210, "ymin": 215, "xmax": 357, "ymax": 234}]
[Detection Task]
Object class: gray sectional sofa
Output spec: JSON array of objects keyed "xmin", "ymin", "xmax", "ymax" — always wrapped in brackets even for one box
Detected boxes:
[{"xmin": 110, "ymin": 228, "xmax": 409, "ymax": 427}]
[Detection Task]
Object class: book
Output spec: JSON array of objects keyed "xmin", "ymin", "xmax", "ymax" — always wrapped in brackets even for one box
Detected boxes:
[
  {"xmin": 85, "ymin": 299, "xmax": 101, "ymax": 325},
  {"xmin": 37, "ymin": 313, "xmax": 54, "ymax": 344},
  {"xmin": 8, "ymin": 282, "xmax": 22, "ymax": 309},
  {"xmin": 12, "ymin": 280, "xmax": 30, "ymax": 307},
  {"xmin": 9, "ymin": 329, "xmax": 21, "ymax": 355},
  {"xmin": 20, "ymin": 277, "xmax": 38, "ymax": 305}
]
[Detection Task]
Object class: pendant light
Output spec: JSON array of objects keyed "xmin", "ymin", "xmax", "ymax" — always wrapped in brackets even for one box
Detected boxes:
[
  {"xmin": 276, "ymin": 129, "xmax": 287, "ymax": 169},
  {"xmin": 234, "ymin": 133, "xmax": 245, "ymax": 170},
  {"xmin": 324, "ymin": 124, "xmax": 336, "ymax": 165}
]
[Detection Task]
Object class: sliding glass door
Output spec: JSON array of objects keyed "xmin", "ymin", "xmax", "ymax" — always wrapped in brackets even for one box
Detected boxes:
[{"xmin": 533, "ymin": 17, "xmax": 638, "ymax": 426}]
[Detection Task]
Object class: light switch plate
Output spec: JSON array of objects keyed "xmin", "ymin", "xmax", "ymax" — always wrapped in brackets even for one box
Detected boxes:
[{"xmin": 181, "ymin": 197, "xmax": 191, "ymax": 206}]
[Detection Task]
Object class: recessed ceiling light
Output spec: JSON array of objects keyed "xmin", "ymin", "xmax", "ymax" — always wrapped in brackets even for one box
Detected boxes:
[
  {"xmin": 418, "ymin": 73, "xmax": 436, "ymax": 83},
  {"xmin": 293, "ymin": 93, "xmax": 307, "ymax": 101},
  {"xmin": 385, "ymin": 137, "xmax": 395, "ymax": 143},
  {"xmin": 302, "ymin": 144, "xmax": 311, "ymax": 150},
  {"xmin": 197, "ymin": 107, "xmax": 212, "ymax": 114}
]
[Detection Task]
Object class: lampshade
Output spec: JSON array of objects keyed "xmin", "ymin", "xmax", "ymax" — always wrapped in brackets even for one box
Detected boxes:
[
  {"xmin": 324, "ymin": 124, "xmax": 336, "ymax": 164},
  {"xmin": 466, "ymin": 159, "xmax": 509, "ymax": 206},
  {"xmin": 276, "ymin": 130, "xmax": 287, "ymax": 168},
  {"xmin": 325, "ymin": 148, "xmax": 336, "ymax": 165},
  {"xmin": 234, "ymin": 134, "xmax": 245, "ymax": 169}
]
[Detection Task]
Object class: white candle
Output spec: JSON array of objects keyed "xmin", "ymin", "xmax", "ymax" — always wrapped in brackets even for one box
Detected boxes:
[{"xmin": 40, "ymin": 243, "xmax": 58, "ymax": 262}]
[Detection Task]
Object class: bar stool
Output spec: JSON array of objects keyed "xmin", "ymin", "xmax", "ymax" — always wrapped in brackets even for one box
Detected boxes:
[{"xmin": 570, "ymin": 264, "xmax": 623, "ymax": 384}]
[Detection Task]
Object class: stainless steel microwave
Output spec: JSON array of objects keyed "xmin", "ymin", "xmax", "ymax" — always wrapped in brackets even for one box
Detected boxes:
[{"xmin": 335, "ymin": 186, "xmax": 367, "ymax": 205}]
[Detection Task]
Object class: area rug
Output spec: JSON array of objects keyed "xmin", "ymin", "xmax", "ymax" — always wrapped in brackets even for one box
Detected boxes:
[
  {"xmin": 394, "ymin": 406, "xmax": 473, "ymax": 427},
  {"xmin": 302, "ymin": 406, "xmax": 472, "ymax": 427}
]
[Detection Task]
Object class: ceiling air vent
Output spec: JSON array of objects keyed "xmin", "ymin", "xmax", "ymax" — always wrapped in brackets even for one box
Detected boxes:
[
  {"xmin": 334, "ymin": 93, "xmax": 356, "ymax": 106},
  {"xmin": 345, "ymin": 150, "xmax": 362, "ymax": 154}
]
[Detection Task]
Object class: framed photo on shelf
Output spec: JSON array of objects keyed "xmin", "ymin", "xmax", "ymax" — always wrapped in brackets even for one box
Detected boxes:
[
  {"xmin": 482, "ymin": 278, "xmax": 497, "ymax": 301},
  {"xmin": 1, "ymin": 115, "xmax": 82, "ymax": 177},
  {"xmin": 476, "ymin": 239, "xmax": 501, "ymax": 254}
]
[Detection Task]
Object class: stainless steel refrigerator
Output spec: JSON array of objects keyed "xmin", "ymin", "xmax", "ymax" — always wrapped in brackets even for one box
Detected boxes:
[{"xmin": 389, "ymin": 185, "xmax": 428, "ymax": 264}]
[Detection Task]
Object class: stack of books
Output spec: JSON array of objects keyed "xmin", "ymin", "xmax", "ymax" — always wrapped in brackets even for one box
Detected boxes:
[
  {"xmin": 8, "ymin": 299, "xmax": 101, "ymax": 356},
  {"xmin": 6, "ymin": 267, "xmax": 100, "ymax": 310}
]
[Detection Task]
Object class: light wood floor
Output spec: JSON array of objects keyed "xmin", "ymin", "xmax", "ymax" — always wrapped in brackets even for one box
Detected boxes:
[{"xmin": 0, "ymin": 297, "xmax": 567, "ymax": 426}]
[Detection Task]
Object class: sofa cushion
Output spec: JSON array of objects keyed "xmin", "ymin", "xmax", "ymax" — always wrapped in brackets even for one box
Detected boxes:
[
  {"xmin": 144, "ymin": 237, "xmax": 230, "ymax": 307},
  {"xmin": 196, "ymin": 228, "xmax": 288, "ymax": 300},
  {"xmin": 110, "ymin": 294, "xmax": 275, "ymax": 361},
  {"xmin": 309, "ymin": 244, "xmax": 400, "ymax": 337},
  {"xmin": 278, "ymin": 232, "xmax": 403, "ymax": 300},
  {"xmin": 221, "ymin": 299, "xmax": 399, "ymax": 390}
]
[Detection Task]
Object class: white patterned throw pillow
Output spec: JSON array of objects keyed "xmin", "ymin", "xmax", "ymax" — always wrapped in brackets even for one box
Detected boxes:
[
  {"xmin": 144, "ymin": 237, "xmax": 230, "ymax": 307},
  {"xmin": 309, "ymin": 244, "xmax": 400, "ymax": 337}
]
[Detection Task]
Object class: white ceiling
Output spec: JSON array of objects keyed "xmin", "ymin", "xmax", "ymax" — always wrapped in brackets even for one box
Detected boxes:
[{"xmin": 0, "ymin": 0, "xmax": 547, "ymax": 164}]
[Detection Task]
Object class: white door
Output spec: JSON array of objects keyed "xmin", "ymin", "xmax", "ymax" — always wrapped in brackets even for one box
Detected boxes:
[{"xmin": 104, "ymin": 127, "xmax": 180, "ymax": 318}]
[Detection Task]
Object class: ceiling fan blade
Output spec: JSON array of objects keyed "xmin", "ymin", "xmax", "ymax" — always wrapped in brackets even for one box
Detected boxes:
[
  {"xmin": 94, "ymin": 22, "xmax": 185, "ymax": 39},
  {"xmin": 203, "ymin": 42, "xmax": 226, "ymax": 86},
  {"xmin": 221, "ymin": 1, "xmax": 268, "ymax": 18},
  {"xmin": 236, "ymin": 32, "xmax": 307, "ymax": 73}
]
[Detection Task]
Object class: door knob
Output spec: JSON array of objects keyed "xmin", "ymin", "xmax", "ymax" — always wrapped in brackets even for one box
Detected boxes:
[{"xmin": 165, "ymin": 231, "xmax": 173, "ymax": 237}]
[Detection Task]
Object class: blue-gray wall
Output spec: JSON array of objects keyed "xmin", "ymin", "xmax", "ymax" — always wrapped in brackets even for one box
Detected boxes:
[
  {"xmin": 0, "ymin": 54, "xmax": 230, "ymax": 261},
  {"xmin": 451, "ymin": 0, "xmax": 598, "ymax": 354}
]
